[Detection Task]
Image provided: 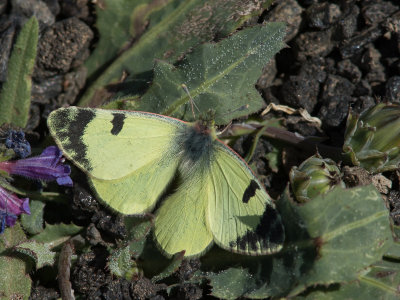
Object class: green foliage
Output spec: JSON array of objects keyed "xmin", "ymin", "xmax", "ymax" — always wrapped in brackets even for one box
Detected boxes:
[
  {"xmin": 84, "ymin": 0, "xmax": 157, "ymax": 78},
  {"xmin": 109, "ymin": 217, "xmax": 152, "ymax": 279},
  {"xmin": 80, "ymin": 0, "xmax": 275, "ymax": 106},
  {"xmin": 32, "ymin": 223, "xmax": 83, "ymax": 248},
  {"xmin": 109, "ymin": 245, "xmax": 141, "ymax": 280},
  {"xmin": 105, "ymin": 23, "xmax": 285, "ymax": 124},
  {"xmin": 151, "ymin": 251, "xmax": 185, "ymax": 283},
  {"xmin": 21, "ymin": 200, "xmax": 45, "ymax": 234},
  {"xmin": 206, "ymin": 267, "xmax": 258, "ymax": 299},
  {"xmin": 14, "ymin": 240, "xmax": 56, "ymax": 269},
  {"xmin": 343, "ymin": 103, "xmax": 400, "ymax": 173},
  {"xmin": 0, "ymin": 17, "xmax": 38, "ymax": 127},
  {"xmin": 287, "ymin": 185, "xmax": 392, "ymax": 296},
  {"xmin": 196, "ymin": 185, "xmax": 394, "ymax": 299},
  {"xmin": 297, "ymin": 260, "xmax": 400, "ymax": 299},
  {"xmin": 0, "ymin": 224, "xmax": 32, "ymax": 299}
]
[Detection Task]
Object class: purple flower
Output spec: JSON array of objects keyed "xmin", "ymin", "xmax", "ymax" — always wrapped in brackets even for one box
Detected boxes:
[
  {"xmin": 1, "ymin": 212, "xmax": 18, "ymax": 234},
  {"xmin": 0, "ymin": 186, "xmax": 30, "ymax": 233},
  {"xmin": 0, "ymin": 146, "xmax": 73, "ymax": 187},
  {"xmin": 5, "ymin": 130, "xmax": 31, "ymax": 158}
]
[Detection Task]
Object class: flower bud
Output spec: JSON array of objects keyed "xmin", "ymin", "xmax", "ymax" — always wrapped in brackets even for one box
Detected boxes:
[
  {"xmin": 343, "ymin": 103, "xmax": 400, "ymax": 173},
  {"xmin": 289, "ymin": 154, "xmax": 344, "ymax": 202}
]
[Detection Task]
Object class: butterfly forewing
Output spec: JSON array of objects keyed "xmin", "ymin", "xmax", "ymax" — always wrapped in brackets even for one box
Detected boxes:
[{"xmin": 48, "ymin": 107, "xmax": 185, "ymax": 214}]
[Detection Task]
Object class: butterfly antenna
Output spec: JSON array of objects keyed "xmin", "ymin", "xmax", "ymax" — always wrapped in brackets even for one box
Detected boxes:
[
  {"xmin": 217, "ymin": 104, "xmax": 249, "ymax": 135},
  {"xmin": 220, "ymin": 104, "xmax": 250, "ymax": 118},
  {"xmin": 181, "ymin": 84, "xmax": 199, "ymax": 119}
]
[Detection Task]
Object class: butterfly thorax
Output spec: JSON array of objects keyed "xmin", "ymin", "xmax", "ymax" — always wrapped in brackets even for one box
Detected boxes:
[{"xmin": 178, "ymin": 121, "xmax": 217, "ymax": 170}]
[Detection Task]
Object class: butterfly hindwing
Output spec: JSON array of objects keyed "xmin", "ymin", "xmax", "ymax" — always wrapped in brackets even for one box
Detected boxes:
[
  {"xmin": 154, "ymin": 174, "xmax": 213, "ymax": 257},
  {"xmin": 154, "ymin": 135, "xmax": 284, "ymax": 257},
  {"xmin": 207, "ymin": 143, "xmax": 284, "ymax": 255},
  {"xmin": 48, "ymin": 107, "xmax": 185, "ymax": 214}
]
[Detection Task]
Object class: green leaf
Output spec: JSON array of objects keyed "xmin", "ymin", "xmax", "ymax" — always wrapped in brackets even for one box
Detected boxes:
[
  {"xmin": 14, "ymin": 240, "xmax": 56, "ymax": 269},
  {"xmin": 384, "ymin": 240, "xmax": 400, "ymax": 260},
  {"xmin": 151, "ymin": 251, "xmax": 185, "ymax": 283},
  {"xmin": 0, "ymin": 224, "xmax": 32, "ymax": 299},
  {"xmin": 109, "ymin": 245, "xmax": 140, "ymax": 280},
  {"xmin": 33, "ymin": 223, "xmax": 83, "ymax": 248},
  {"xmin": 85, "ymin": 0, "xmax": 163, "ymax": 78},
  {"xmin": 109, "ymin": 217, "xmax": 155, "ymax": 280},
  {"xmin": 207, "ymin": 267, "xmax": 258, "ymax": 300},
  {"xmin": 0, "ymin": 17, "xmax": 38, "ymax": 127},
  {"xmin": 289, "ymin": 185, "xmax": 393, "ymax": 296},
  {"xmin": 297, "ymin": 260, "xmax": 400, "ymax": 299},
  {"xmin": 124, "ymin": 216, "xmax": 152, "ymax": 258},
  {"xmin": 21, "ymin": 200, "xmax": 45, "ymax": 235},
  {"xmin": 124, "ymin": 23, "xmax": 286, "ymax": 124},
  {"xmin": 80, "ymin": 0, "xmax": 274, "ymax": 106}
]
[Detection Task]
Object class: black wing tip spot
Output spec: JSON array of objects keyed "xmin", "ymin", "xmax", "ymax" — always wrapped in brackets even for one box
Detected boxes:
[
  {"xmin": 59, "ymin": 108, "xmax": 95, "ymax": 171},
  {"xmin": 111, "ymin": 113, "xmax": 126, "ymax": 135},
  {"xmin": 242, "ymin": 180, "xmax": 261, "ymax": 203},
  {"xmin": 229, "ymin": 205, "xmax": 284, "ymax": 253}
]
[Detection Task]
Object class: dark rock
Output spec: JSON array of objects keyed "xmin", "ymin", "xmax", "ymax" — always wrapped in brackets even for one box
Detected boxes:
[
  {"xmin": 386, "ymin": 76, "xmax": 400, "ymax": 103},
  {"xmin": 177, "ymin": 259, "xmax": 201, "ymax": 281},
  {"xmin": 72, "ymin": 183, "xmax": 100, "ymax": 218},
  {"xmin": 318, "ymin": 94, "xmax": 353, "ymax": 127},
  {"xmin": 98, "ymin": 280, "xmax": 133, "ymax": 300},
  {"xmin": 285, "ymin": 115, "xmax": 322, "ymax": 137},
  {"xmin": 57, "ymin": 67, "xmax": 88, "ymax": 105},
  {"xmin": 42, "ymin": 0, "xmax": 60, "ymax": 17},
  {"xmin": 295, "ymin": 29, "xmax": 334, "ymax": 60},
  {"xmin": 261, "ymin": 86, "xmax": 280, "ymax": 105},
  {"xmin": 361, "ymin": 0, "xmax": 398, "ymax": 26},
  {"xmin": 174, "ymin": 283, "xmax": 203, "ymax": 300},
  {"xmin": 388, "ymin": 190, "xmax": 400, "ymax": 225},
  {"xmin": 342, "ymin": 166, "xmax": 372, "ymax": 188},
  {"xmin": 354, "ymin": 79, "xmax": 372, "ymax": 97},
  {"xmin": 0, "ymin": 0, "xmax": 7, "ymax": 15},
  {"xmin": 351, "ymin": 95, "xmax": 376, "ymax": 114},
  {"xmin": 29, "ymin": 286, "xmax": 59, "ymax": 300},
  {"xmin": 306, "ymin": 2, "xmax": 341, "ymax": 30},
  {"xmin": 318, "ymin": 74, "xmax": 355, "ymax": 127},
  {"xmin": 131, "ymin": 278, "xmax": 166, "ymax": 300},
  {"xmin": 35, "ymin": 17, "xmax": 93, "ymax": 78},
  {"xmin": 263, "ymin": 0, "xmax": 303, "ymax": 41},
  {"xmin": 60, "ymin": 0, "xmax": 90, "ymax": 21},
  {"xmin": 281, "ymin": 74, "xmax": 320, "ymax": 112},
  {"xmin": 281, "ymin": 57, "xmax": 330, "ymax": 112},
  {"xmin": 298, "ymin": 0, "xmax": 317, "ymax": 7},
  {"xmin": 31, "ymin": 75, "xmax": 63, "ymax": 103},
  {"xmin": 335, "ymin": 3, "xmax": 359, "ymax": 40},
  {"xmin": 72, "ymin": 247, "xmax": 111, "ymax": 297},
  {"xmin": 360, "ymin": 44, "xmax": 386, "ymax": 85},
  {"xmin": 26, "ymin": 104, "xmax": 41, "ymax": 131},
  {"xmin": 91, "ymin": 211, "xmax": 126, "ymax": 241},
  {"xmin": 321, "ymin": 74, "xmax": 355, "ymax": 99},
  {"xmin": 382, "ymin": 13, "xmax": 400, "ymax": 54},
  {"xmin": 299, "ymin": 56, "xmax": 328, "ymax": 83},
  {"xmin": 337, "ymin": 59, "xmax": 362, "ymax": 83},
  {"xmin": 340, "ymin": 26, "xmax": 383, "ymax": 59},
  {"xmin": 11, "ymin": 0, "xmax": 55, "ymax": 27},
  {"xmin": 0, "ymin": 22, "xmax": 15, "ymax": 82}
]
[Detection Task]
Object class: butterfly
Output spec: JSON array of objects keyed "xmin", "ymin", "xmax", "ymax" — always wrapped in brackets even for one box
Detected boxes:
[{"xmin": 48, "ymin": 107, "xmax": 284, "ymax": 257}]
